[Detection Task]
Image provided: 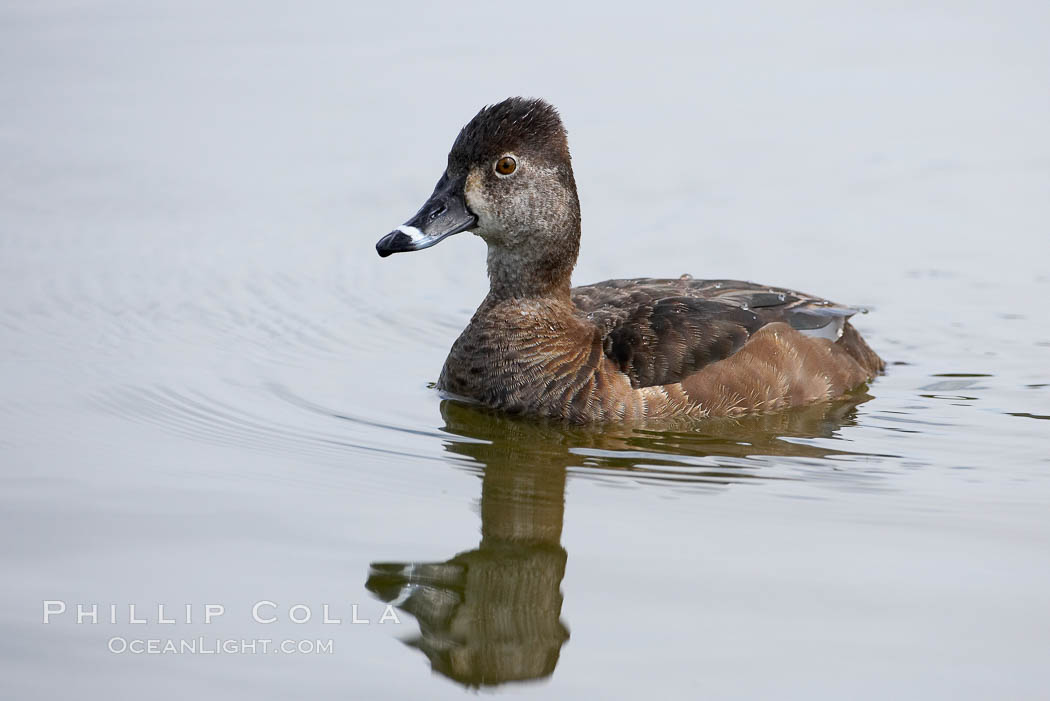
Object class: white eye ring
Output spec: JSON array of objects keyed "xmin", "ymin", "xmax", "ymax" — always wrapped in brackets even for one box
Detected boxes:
[{"xmin": 494, "ymin": 154, "xmax": 518, "ymax": 177}]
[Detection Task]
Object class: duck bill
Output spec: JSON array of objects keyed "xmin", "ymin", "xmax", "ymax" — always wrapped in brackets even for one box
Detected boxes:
[{"xmin": 376, "ymin": 174, "xmax": 477, "ymax": 257}]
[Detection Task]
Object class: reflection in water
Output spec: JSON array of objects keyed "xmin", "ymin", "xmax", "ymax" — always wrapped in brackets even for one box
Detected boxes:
[
  {"xmin": 367, "ymin": 402, "xmax": 571, "ymax": 687},
  {"xmin": 366, "ymin": 394, "xmax": 875, "ymax": 687}
]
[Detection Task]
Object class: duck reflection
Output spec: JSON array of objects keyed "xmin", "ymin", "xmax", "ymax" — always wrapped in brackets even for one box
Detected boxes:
[
  {"xmin": 366, "ymin": 392, "xmax": 873, "ymax": 687},
  {"xmin": 366, "ymin": 402, "xmax": 572, "ymax": 687}
]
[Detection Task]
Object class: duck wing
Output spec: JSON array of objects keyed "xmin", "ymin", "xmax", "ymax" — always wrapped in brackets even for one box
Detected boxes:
[{"xmin": 571, "ymin": 278, "xmax": 863, "ymax": 389}]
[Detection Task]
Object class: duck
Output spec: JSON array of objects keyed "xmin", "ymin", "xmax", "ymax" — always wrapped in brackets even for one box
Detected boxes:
[{"xmin": 375, "ymin": 97, "xmax": 883, "ymax": 424}]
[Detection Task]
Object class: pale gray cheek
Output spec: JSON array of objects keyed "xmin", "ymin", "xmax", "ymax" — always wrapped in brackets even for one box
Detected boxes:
[
  {"xmin": 466, "ymin": 177, "xmax": 555, "ymax": 243},
  {"xmin": 465, "ymin": 189, "xmax": 500, "ymax": 236}
]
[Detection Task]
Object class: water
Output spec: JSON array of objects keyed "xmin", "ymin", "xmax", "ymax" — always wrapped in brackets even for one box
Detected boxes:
[{"xmin": 2, "ymin": 2, "xmax": 1049, "ymax": 698}]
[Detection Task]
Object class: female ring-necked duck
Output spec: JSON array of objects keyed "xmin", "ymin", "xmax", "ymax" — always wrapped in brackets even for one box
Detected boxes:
[{"xmin": 376, "ymin": 97, "xmax": 883, "ymax": 423}]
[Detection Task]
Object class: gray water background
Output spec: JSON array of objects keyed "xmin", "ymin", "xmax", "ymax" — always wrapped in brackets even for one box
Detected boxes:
[{"xmin": 2, "ymin": 1, "xmax": 1049, "ymax": 698}]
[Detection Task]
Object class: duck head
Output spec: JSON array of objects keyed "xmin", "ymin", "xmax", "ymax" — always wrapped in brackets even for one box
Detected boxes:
[{"xmin": 377, "ymin": 97, "xmax": 581, "ymax": 299}]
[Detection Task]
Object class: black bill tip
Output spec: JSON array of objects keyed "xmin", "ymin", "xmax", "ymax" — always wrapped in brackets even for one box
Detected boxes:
[{"xmin": 376, "ymin": 230, "xmax": 414, "ymax": 258}]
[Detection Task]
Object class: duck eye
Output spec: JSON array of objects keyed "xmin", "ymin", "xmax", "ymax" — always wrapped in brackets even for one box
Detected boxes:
[{"xmin": 495, "ymin": 156, "xmax": 517, "ymax": 176}]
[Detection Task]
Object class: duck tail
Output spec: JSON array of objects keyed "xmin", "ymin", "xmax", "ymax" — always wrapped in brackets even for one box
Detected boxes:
[{"xmin": 837, "ymin": 321, "xmax": 885, "ymax": 379}]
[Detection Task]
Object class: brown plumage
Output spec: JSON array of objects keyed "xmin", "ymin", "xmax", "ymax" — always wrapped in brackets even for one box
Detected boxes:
[{"xmin": 377, "ymin": 98, "xmax": 883, "ymax": 424}]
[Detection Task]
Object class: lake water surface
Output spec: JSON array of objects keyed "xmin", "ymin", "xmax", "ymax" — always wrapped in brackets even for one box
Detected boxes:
[{"xmin": 2, "ymin": 2, "xmax": 1049, "ymax": 698}]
